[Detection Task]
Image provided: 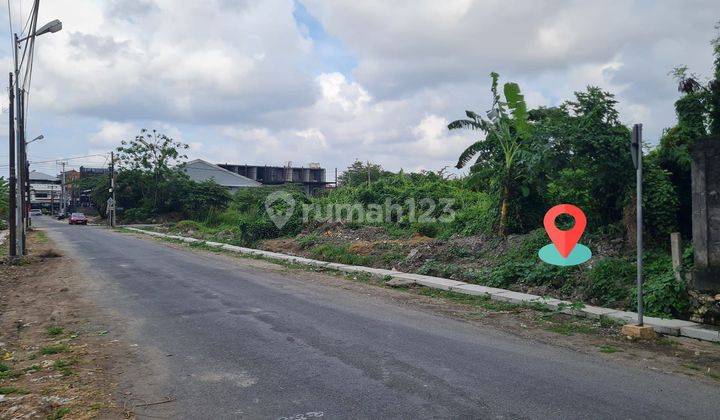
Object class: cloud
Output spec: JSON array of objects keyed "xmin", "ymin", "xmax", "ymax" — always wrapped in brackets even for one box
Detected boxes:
[
  {"xmin": 89, "ymin": 121, "xmax": 137, "ymax": 145},
  {"xmin": 2, "ymin": 0, "xmax": 718, "ymax": 176}
]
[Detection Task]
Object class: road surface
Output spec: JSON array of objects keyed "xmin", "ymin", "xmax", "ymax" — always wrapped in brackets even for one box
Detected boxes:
[{"xmin": 36, "ymin": 217, "xmax": 719, "ymax": 419}]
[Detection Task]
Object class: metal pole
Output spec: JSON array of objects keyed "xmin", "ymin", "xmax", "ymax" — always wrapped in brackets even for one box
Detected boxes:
[
  {"xmin": 7, "ymin": 73, "xmax": 16, "ymax": 258},
  {"xmin": 110, "ymin": 151, "xmax": 116, "ymax": 228},
  {"xmin": 13, "ymin": 34, "xmax": 24, "ymax": 256},
  {"xmin": 61, "ymin": 161, "xmax": 65, "ymax": 215},
  {"xmin": 635, "ymin": 124, "xmax": 644, "ymax": 326},
  {"xmin": 25, "ymin": 160, "xmax": 30, "ymax": 227},
  {"xmin": 17, "ymin": 89, "xmax": 26, "ymax": 254}
]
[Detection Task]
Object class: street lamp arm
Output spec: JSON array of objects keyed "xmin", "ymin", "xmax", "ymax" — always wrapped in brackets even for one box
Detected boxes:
[{"xmin": 16, "ymin": 19, "xmax": 62, "ymax": 43}]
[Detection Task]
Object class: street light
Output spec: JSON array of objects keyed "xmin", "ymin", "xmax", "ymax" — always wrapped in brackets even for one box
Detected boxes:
[
  {"xmin": 9, "ymin": 3, "xmax": 63, "ymax": 257},
  {"xmin": 27, "ymin": 134, "xmax": 43, "ymax": 145},
  {"xmin": 17, "ymin": 19, "xmax": 62, "ymax": 42}
]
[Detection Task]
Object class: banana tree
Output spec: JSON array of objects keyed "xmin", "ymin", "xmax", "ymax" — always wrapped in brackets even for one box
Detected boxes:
[{"xmin": 448, "ymin": 72, "xmax": 531, "ymax": 236}]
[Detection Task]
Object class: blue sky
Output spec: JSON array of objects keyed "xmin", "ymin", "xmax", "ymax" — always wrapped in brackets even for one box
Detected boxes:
[{"xmin": 0, "ymin": 0, "xmax": 717, "ymax": 179}]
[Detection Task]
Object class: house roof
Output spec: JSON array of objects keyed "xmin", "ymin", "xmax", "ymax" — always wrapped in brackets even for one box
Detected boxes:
[
  {"xmin": 29, "ymin": 171, "xmax": 58, "ymax": 182},
  {"xmin": 182, "ymin": 159, "xmax": 261, "ymax": 188}
]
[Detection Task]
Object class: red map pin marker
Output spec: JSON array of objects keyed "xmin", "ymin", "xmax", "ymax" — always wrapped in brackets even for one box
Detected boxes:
[{"xmin": 543, "ymin": 204, "xmax": 587, "ymax": 258}]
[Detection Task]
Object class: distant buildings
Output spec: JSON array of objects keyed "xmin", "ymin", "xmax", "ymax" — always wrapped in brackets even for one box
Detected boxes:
[
  {"xmin": 182, "ymin": 159, "xmax": 261, "ymax": 192},
  {"xmin": 182, "ymin": 160, "xmax": 330, "ymax": 195},
  {"xmin": 28, "ymin": 171, "xmax": 61, "ymax": 210},
  {"xmin": 218, "ymin": 162, "xmax": 330, "ymax": 195}
]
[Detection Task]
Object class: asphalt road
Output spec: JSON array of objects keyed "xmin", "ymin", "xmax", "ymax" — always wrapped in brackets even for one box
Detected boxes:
[{"xmin": 35, "ymin": 217, "xmax": 719, "ymax": 419}]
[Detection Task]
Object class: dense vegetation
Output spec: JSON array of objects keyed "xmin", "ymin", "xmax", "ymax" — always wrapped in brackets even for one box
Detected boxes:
[{"xmin": 39, "ymin": 23, "xmax": 720, "ymax": 319}]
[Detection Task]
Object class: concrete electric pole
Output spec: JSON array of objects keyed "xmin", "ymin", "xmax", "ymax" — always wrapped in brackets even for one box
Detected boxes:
[{"xmin": 7, "ymin": 73, "xmax": 16, "ymax": 258}]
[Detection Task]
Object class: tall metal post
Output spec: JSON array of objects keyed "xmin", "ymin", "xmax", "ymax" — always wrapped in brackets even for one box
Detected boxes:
[
  {"xmin": 7, "ymin": 73, "xmax": 17, "ymax": 258},
  {"xmin": 16, "ymin": 88, "xmax": 26, "ymax": 254},
  {"xmin": 12, "ymin": 34, "xmax": 24, "ymax": 256},
  {"xmin": 632, "ymin": 124, "xmax": 644, "ymax": 326},
  {"xmin": 110, "ymin": 151, "xmax": 116, "ymax": 228},
  {"xmin": 60, "ymin": 161, "xmax": 66, "ymax": 215},
  {"xmin": 25, "ymin": 160, "xmax": 30, "ymax": 227}
]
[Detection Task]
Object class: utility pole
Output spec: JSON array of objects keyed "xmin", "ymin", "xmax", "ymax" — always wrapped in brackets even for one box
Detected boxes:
[
  {"xmin": 7, "ymin": 73, "xmax": 17, "ymax": 258},
  {"xmin": 110, "ymin": 151, "xmax": 116, "ymax": 228},
  {"xmin": 25, "ymin": 160, "xmax": 30, "ymax": 228},
  {"xmin": 60, "ymin": 161, "xmax": 66, "ymax": 215},
  {"xmin": 16, "ymin": 87, "xmax": 26, "ymax": 254},
  {"xmin": 631, "ymin": 123, "xmax": 644, "ymax": 326},
  {"xmin": 9, "ymin": 0, "xmax": 63, "ymax": 256}
]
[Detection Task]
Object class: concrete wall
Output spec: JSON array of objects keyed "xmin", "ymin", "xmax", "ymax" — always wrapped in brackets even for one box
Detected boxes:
[{"xmin": 691, "ymin": 136, "xmax": 720, "ymax": 291}]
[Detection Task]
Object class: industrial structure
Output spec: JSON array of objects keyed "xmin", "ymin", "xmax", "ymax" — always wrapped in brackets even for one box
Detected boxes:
[
  {"xmin": 218, "ymin": 162, "xmax": 329, "ymax": 195},
  {"xmin": 182, "ymin": 159, "xmax": 261, "ymax": 192}
]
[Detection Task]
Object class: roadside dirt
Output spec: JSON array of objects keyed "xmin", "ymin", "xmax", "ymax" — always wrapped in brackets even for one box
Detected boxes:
[
  {"xmin": 131, "ymin": 230, "xmax": 720, "ymax": 387},
  {"xmin": 0, "ymin": 230, "xmax": 132, "ymax": 419}
]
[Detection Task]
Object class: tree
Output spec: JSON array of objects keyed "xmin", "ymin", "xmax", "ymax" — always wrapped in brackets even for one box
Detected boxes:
[
  {"xmin": 115, "ymin": 129, "xmax": 189, "ymax": 211},
  {"xmin": 448, "ymin": 72, "xmax": 532, "ymax": 235},
  {"xmin": 338, "ymin": 160, "xmax": 388, "ymax": 187}
]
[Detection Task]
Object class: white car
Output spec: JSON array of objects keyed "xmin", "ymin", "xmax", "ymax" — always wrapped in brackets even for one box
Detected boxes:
[{"xmin": 30, "ymin": 209, "xmax": 43, "ymax": 216}]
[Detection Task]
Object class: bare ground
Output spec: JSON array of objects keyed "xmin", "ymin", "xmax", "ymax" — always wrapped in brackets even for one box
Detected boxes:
[{"xmin": 0, "ymin": 230, "xmax": 133, "ymax": 419}]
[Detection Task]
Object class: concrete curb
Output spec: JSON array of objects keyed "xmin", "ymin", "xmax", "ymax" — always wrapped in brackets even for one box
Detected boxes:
[{"xmin": 124, "ymin": 227, "xmax": 720, "ymax": 343}]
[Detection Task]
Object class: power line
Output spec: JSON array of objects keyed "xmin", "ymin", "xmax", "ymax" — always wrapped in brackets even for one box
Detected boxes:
[{"xmin": 0, "ymin": 152, "xmax": 110, "ymax": 168}]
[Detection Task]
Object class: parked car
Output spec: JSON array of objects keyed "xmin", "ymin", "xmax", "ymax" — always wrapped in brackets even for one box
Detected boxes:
[
  {"xmin": 29, "ymin": 209, "xmax": 43, "ymax": 216},
  {"xmin": 68, "ymin": 212, "xmax": 88, "ymax": 225}
]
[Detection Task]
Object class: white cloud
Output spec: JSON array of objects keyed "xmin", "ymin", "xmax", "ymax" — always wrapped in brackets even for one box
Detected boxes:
[
  {"xmin": 89, "ymin": 121, "xmax": 137, "ymax": 145},
  {"xmin": 3, "ymin": 0, "xmax": 718, "ymax": 175}
]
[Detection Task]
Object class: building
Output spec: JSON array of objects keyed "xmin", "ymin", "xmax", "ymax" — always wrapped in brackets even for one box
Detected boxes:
[
  {"xmin": 29, "ymin": 171, "xmax": 61, "ymax": 210},
  {"xmin": 182, "ymin": 159, "xmax": 261, "ymax": 192},
  {"xmin": 218, "ymin": 162, "xmax": 329, "ymax": 195},
  {"xmin": 79, "ymin": 166, "xmax": 109, "ymax": 178}
]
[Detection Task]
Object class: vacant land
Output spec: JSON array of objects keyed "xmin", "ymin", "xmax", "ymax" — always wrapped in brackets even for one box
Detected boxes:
[{"xmin": 0, "ymin": 230, "xmax": 131, "ymax": 419}]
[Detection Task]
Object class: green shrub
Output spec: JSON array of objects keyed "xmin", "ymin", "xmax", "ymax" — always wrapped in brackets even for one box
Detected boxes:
[
  {"xmin": 483, "ymin": 229, "xmax": 575, "ymax": 288},
  {"xmin": 297, "ymin": 234, "xmax": 320, "ymax": 249},
  {"xmin": 310, "ymin": 244, "xmax": 374, "ymax": 266},
  {"xmin": 414, "ymin": 223, "xmax": 439, "ymax": 238},
  {"xmin": 585, "ymin": 257, "xmax": 635, "ymax": 307},
  {"xmin": 642, "ymin": 162, "xmax": 680, "ymax": 242},
  {"xmin": 175, "ymin": 220, "xmax": 202, "ymax": 233},
  {"xmin": 630, "ymin": 252, "xmax": 689, "ymax": 318}
]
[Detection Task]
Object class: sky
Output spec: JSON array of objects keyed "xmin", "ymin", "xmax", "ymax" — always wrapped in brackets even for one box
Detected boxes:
[{"xmin": 0, "ymin": 0, "xmax": 717, "ymax": 179}]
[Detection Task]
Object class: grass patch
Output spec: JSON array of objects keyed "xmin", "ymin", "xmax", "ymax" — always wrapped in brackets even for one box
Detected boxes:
[
  {"xmin": 34, "ymin": 231, "xmax": 49, "ymax": 244},
  {"xmin": 48, "ymin": 407, "xmax": 71, "ymax": 419},
  {"xmin": 545, "ymin": 321, "xmax": 596, "ymax": 336},
  {"xmin": 53, "ymin": 359, "xmax": 76, "ymax": 376},
  {"xmin": 598, "ymin": 345, "xmax": 622, "ymax": 353},
  {"xmin": 416, "ymin": 288, "xmax": 522, "ymax": 312},
  {"xmin": 0, "ymin": 386, "xmax": 30, "ymax": 395},
  {"xmin": 22, "ymin": 364, "xmax": 41, "ymax": 373},
  {"xmin": 683, "ymin": 363, "xmax": 701, "ymax": 371},
  {"xmin": 310, "ymin": 244, "xmax": 375, "ymax": 266},
  {"xmin": 0, "ymin": 363, "xmax": 20, "ymax": 379},
  {"xmin": 47, "ymin": 326, "xmax": 64, "ymax": 336},
  {"xmin": 40, "ymin": 344, "xmax": 69, "ymax": 355},
  {"xmin": 705, "ymin": 370, "xmax": 720, "ymax": 380}
]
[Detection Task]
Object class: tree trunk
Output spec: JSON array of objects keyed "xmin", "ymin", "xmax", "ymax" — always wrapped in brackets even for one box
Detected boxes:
[{"xmin": 499, "ymin": 184, "xmax": 509, "ymax": 236}]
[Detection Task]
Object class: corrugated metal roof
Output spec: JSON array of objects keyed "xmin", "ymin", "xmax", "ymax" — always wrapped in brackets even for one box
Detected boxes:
[
  {"xmin": 29, "ymin": 171, "xmax": 58, "ymax": 181},
  {"xmin": 182, "ymin": 159, "xmax": 261, "ymax": 188}
]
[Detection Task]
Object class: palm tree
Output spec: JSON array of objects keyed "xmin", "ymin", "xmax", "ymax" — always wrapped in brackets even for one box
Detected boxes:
[{"xmin": 449, "ymin": 72, "xmax": 531, "ymax": 236}]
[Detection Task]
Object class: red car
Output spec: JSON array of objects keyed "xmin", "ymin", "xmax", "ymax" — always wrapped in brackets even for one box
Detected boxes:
[{"xmin": 68, "ymin": 212, "xmax": 88, "ymax": 225}]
